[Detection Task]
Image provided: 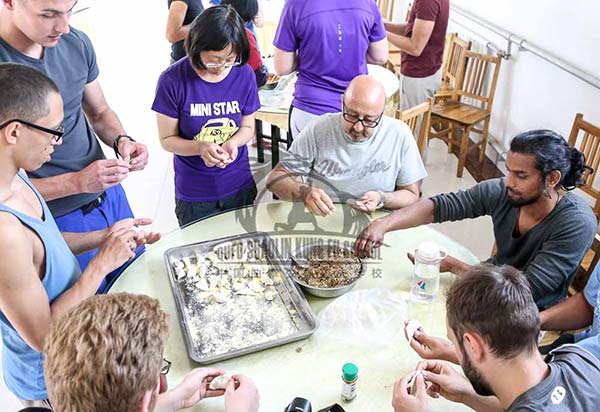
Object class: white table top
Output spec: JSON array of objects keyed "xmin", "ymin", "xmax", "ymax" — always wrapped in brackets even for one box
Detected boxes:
[{"xmin": 110, "ymin": 202, "xmax": 477, "ymax": 412}]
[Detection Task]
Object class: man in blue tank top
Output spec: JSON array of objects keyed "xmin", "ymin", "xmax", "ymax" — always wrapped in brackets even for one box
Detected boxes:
[
  {"xmin": 0, "ymin": 0, "xmax": 151, "ymax": 292},
  {"xmin": 0, "ymin": 63, "xmax": 160, "ymax": 407}
]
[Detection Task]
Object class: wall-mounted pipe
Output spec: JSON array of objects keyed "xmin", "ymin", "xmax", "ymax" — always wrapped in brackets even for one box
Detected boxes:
[{"xmin": 450, "ymin": 4, "xmax": 600, "ymax": 90}]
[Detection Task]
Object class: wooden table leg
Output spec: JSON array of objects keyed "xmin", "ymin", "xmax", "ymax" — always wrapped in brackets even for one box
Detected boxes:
[{"xmin": 255, "ymin": 119, "xmax": 264, "ymax": 163}]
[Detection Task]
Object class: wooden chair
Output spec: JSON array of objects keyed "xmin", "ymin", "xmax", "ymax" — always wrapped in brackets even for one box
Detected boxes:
[
  {"xmin": 567, "ymin": 113, "xmax": 600, "ymax": 217},
  {"xmin": 429, "ymin": 51, "xmax": 503, "ymax": 177},
  {"xmin": 435, "ymin": 33, "xmax": 472, "ymax": 102},
  {"xmin": 377, "ymin": 0, "xmax": 395, "ymax": 21},
  {"xmin": 397, "ymin": 98, "xmax": 433, "ymax": 155},
  {"xmin": 384, "ymin": 1, "xmax": 405, "ymax": 72}
]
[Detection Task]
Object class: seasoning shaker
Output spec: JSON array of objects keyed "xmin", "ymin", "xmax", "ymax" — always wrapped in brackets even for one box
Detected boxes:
[{"xmin": 341, "ymin": 363, "xmax": 358, "ymax": 401}]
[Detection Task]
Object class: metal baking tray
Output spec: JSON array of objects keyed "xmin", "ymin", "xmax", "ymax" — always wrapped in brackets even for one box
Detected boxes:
[{"xmin": 164, "ymin": 232, "xmax": 318, "ymax": 364}]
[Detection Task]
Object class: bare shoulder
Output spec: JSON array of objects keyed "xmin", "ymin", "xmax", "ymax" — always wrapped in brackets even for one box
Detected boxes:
[{"xmin": 0, "ymin": 211, "xmax": 33, "ymax": 260}]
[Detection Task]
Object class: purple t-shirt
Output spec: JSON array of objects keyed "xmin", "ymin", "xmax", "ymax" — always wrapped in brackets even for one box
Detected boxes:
[
  {"xmin": 273, "ymin": 0, "xmax": 386, "ymax": 115},
  {"xmin": 152, "ymin": 58, "xmax": 260, "ymax": 202}
]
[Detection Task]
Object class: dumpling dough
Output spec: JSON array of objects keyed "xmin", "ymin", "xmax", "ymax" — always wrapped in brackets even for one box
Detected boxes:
[{"xmin": 209, "ymin": 374, "xmax": 231, "ymax": 390}]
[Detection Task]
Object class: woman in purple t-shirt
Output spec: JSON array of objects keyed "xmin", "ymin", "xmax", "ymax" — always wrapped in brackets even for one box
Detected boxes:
[{"xmin": 153, "ymin": 6, "xmax": 261, "ymax": 227}]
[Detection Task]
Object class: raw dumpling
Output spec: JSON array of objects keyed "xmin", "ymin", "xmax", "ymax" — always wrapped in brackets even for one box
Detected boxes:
[{"xmin": 209, "ymin": 374, "xmax": 231, "ymax": 390}]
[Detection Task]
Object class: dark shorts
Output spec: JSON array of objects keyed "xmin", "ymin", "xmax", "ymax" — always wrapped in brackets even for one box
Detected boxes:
[
  {"xmin": 53, "ymin": 184, "xmax": 144, "ymax": 293},
  {"xmin": 175, "ymin": 184, "xmax": 258, "ymax": 228}
]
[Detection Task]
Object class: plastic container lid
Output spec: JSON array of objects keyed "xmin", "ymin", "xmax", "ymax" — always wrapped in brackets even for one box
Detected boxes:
[
  {"xmin": 342, "ymin": 363, "xmax": 358, "ymax": 381},
  {"xmin": 416, "ymin": 241, "xmax": 443, "ymax": 262}
]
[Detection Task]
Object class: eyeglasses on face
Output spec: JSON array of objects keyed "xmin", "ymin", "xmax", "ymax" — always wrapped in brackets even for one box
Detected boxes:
[
  {"xmin": 342, "ymin": 103, "xmax": 383, "ymax": 129},
  {"xmin": 0, "ymin": 118, "xmax": 64, "ymax": 142},
  {"xmin": 161, "ymin": 358, "xmax": 172, "ymax": 375},
  {"xmin": 204, "ymin": 58, "xmax": 241, "ymax": 69}
]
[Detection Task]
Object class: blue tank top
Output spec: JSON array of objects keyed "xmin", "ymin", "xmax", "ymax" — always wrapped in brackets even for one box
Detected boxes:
[{"xmin": 0, "ymin": 172, "xmax": 81, "ymax": 400}]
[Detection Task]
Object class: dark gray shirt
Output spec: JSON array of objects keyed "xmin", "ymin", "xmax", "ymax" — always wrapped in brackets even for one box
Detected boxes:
[
  {"xmin": 508, "ymin": 345, "xmax": 600, "ymax": 411},
  {"xmin": 431, "ymin": 178, "xmax": 597, "ymax": 309},
  {"xmin": 0, "ymin": 28, "xmax": 104, "ymax": 217},
  {"xmin": 168, "ymin": 0, "xmax": 204, "ymax": 61}
]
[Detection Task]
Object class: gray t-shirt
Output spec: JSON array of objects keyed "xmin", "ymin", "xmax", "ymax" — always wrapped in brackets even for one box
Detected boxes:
[
  {"xmin": 0, "ymin": 28, "xmax": 104, "ymax": 217},
  {"xmin": 508, "ymin": 345, "xmax": 600, "ymax": 412},
  {"xmin": 280, "ymin": 113, "xmax": 428, "ymax": 201},
  {"xmin": 431, "ymin": 178, "xmax": 598, "ymax": 309},
  {"xmin": 167, "ymin": 0, "xmax": 204, "ymax": 61}
]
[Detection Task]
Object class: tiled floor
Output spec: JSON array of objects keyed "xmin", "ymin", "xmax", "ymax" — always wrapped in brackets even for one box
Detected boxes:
[{"xmin": 0, "ymin": 1, "xmax": 495, "ymax": 409}]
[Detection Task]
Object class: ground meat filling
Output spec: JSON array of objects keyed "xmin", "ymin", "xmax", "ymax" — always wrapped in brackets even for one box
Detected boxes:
[{"xmin": 293, "ymin": 245, "xmax": 362, "ymax": 288}]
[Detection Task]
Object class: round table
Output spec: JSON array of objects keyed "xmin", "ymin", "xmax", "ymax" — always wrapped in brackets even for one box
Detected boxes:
[{"xmin": 110, "ymin": 202, "xmax": 477, "ymax": 412}]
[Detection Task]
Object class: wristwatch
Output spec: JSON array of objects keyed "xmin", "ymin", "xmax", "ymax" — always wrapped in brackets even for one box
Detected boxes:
[
  {"xmin": 113, "ymin": 134, "xmax": 135, "ymax": 158},
  {"xmin": 376, "ymin": 190, "xmax": 386, "ymax": 209}
]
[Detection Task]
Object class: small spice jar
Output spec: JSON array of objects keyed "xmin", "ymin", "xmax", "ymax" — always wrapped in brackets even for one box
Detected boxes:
[{"xmin": 341, "ymin": 362, "xmax": 358, "ymax": 401}]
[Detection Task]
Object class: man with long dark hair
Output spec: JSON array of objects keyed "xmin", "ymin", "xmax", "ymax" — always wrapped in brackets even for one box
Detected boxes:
[{"xmin": 355, "ymin": 130, "xmax": 598, "ymax": 310}]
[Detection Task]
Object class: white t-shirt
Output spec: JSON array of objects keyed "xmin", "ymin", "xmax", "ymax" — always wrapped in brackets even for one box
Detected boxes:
[{"xmin": 280, "ymin": 113, "xmax": 428, "ymax": 201}]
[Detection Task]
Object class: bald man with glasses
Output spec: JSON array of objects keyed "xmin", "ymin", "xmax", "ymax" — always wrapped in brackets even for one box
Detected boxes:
[{"xmin": 267, "ymin": 75, "xmax": 427, "ymax": 216}]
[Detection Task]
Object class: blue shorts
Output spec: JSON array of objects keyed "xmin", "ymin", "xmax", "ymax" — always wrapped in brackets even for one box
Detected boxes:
[{"xmin": 54, "ymin": 184, "xmax": 144, "ymax": 293}]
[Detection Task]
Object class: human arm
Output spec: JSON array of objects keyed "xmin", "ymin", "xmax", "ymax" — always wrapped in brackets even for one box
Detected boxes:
[
  {"xmin": 266, "ymin": 165, "xmax": 336, "ymax": 217},
  {"xmin": 387, "ymin": 18, "xmax": 435, "ymax": 56},
  {"xmin": 61, "ymin": 218, "xmax": 160, "ymax": 256},
  {"xmin": 156, "ymin": 113, "xmax": 229, "ymax": 166},
  {"xmin": 366, "ymin": 38, "xmax": 389, "ymax": 65},
  {"xmin": 82, "ymin": 79, "xmax": 149, "ymax": 169},
  {"xmin": 351, "ymin": 183, "xmax": 420, "ymax": 214},
  {"xmin": 0, "ymin": 215, "xmax": 142, "ymax": 352},
  {"xmin": 540, "ymin": 291, "xmax": 594, "ymax": 331},
  {"xmin": 224, "ymin": 375, "xmax": 259, "ymax": 412},
  {"xmin": 353, "ymin": 198, "xmax": 435, "ymax": 257},
  {"xmin": 166, "ymin": 1, "xmax": 191, "ymax": 43},
  {"xmin": 253, "ymin": 0, "xmax": 264, "ymax": 28},
  {"xmin": 273, "ymin": 48, "xmax": 297, "ymax": 75},
  {"xmin": 416, "ymin": 360, "xmax": 504, "ymax": 412},
  {"xmin": 154, "ymin": 368, "xmax": 226, "ymax": 412},
  {"xmin": 385, "ymin": 21, "xmax": 408, "ymax": 35}
]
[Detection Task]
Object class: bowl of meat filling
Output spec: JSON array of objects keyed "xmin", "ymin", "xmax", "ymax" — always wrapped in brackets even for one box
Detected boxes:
[{"xmin": 290, "ymin": 244, "xmax": 364, "ymax": 298}]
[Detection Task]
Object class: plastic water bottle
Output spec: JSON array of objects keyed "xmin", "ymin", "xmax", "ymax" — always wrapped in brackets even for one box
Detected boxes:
[{"xmin": 411, "ymin": 241, "xmax": 447, "ymax": 303}]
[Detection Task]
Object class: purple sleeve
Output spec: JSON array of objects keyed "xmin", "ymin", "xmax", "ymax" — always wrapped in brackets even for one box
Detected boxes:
[
  {"xmin": 242, "ymin": 67, "xmax": 261, "ymax": 115},
  {"xmin": 151, "ymin": 71, "xmax": 180, "ymax": 119},
  {"xmin": 369, "ymin": 5, "xmax": 387, "ymax": 42},
  {"xmin": 414, "ymin": 0, "xmax": 440, "ymax": 21},
  {"xmin": 273, "ymin": 0, "xmax": 298, "ymax": 52}
]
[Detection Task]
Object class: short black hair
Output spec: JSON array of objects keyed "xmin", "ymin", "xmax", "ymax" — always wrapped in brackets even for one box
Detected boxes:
[
  {"xmin": 186, "ymin": 5, "xmax": 250, "ymax": 70},
  {"xmin": 221, "ymin": 0, "xmax": 258, "ymax": 23},
  {"xmin": 510, "ymin": 129, "xmax": 592, "ymax": 191},
  {"xmin": 0, "ymin": 63, "xmax": 59, "ymax": 124},
  {"xmin": 446, "ymin": 264, "xmax": 540, "ymax": 359}
]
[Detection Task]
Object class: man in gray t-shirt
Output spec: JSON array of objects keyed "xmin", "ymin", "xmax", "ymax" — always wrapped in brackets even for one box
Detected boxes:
[
  {"xmin": 392, "ymin": 266, "xmax": 600, "ymax": 412},
  {"xmin": 267, "ymin": 75, "xmax": 427, "ymax": 216},
  {"xmin": 355, "ymin": 130, "xmax": 597, "ymax": 310}
]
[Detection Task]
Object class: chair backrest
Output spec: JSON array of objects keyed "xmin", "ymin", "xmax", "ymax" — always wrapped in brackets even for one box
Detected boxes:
[
  {"xmin": 396, "ymin": 97, "xmax": 433, "ymax": 155},
  {"xmin": 441, "ymin": 33, "xmax": 472, "ymax": 88},
  {"xmin": 377, "ymin": 0, "xmax": 395, "ymax": 21},
  {"xmin": 453, "ymin": 50, "xmax": 502, "ymax": 112},
  {"xmin": 568, "ymin": 113, "xmax": 600, "ymax": 216}
]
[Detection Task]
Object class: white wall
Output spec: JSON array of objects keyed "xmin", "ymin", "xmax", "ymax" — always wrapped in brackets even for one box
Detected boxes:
[{"xmin": 393, "ymin": 0, "xmax": 600, "ymax": 157}]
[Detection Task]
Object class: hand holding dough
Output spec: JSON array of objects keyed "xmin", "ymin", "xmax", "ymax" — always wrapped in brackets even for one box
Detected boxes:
[{"xmin": 209, "ymin": 374, "xmax": 231, "ymax": 390}]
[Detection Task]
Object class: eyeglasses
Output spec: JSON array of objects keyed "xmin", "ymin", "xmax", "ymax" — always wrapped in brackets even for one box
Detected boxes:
[
  {"xmin": 0, "ymin": 118, "xmax": 64, "ymax": 142},
  {"xmin": 161, "ymin": 358, "xmax": 172, "ymax": 375},
  {"xmin": 342, "ymin": 104, "xmax": 383, "ymax": 129},
  {"xmin": 204, "ymin": 58, "xmax": 241, "ymax": 69}
]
